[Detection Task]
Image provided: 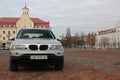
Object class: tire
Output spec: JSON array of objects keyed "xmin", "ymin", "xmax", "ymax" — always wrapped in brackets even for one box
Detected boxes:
[
  {"xmin": 10, "ymin": 59, "xmax": 18, "ymax": 71},
  {"xmin": 55, "ymin": 57, "xmax": 64, "ymax": 70},
  {"xmin": 55, "ymin": 63, "xmax": 64, "ymax": 70}
]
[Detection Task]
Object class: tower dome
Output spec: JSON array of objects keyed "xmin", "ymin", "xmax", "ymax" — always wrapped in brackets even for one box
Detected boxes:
[{"xmin": 22, "ymin": 6, "xmax": 29, "ymax": 15}]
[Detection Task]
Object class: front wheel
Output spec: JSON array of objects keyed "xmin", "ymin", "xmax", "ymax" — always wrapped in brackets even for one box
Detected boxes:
[
  {"xmin": 55, "ymin": 63, "xmax": 64, "ymax": 70},
  {"xmin": 10, "ymin": 59, "xmax": 18, "ymax": 71},
  {"xmin": 55, "ymin": 57, "xmax": 64, "ymax": 70}
]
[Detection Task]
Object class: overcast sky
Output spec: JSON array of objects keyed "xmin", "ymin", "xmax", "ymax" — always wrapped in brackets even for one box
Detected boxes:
[{"xmin": 0, "ymin": 0, "xmax": 120, "ymax": 37}]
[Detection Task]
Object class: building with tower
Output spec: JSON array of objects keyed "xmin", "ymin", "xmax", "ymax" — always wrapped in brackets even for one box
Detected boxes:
[{"xmin": 0, "ymin": 6, "xmax": 50, "ymax": 48}]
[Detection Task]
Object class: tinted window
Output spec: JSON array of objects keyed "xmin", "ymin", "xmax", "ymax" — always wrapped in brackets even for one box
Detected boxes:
[{"xmin": 16, "ymin": 29, "xmax": 56, "ymax": 39}]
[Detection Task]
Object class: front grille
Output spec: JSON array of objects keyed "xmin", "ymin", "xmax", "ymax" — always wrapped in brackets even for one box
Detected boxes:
[
  {"xmin": 40, "ymin": 45, "xmax": 48, "ymax": 50},
  {"xmin": 29, "ymin": 45, "xmax": 38, "ymax": 50}
]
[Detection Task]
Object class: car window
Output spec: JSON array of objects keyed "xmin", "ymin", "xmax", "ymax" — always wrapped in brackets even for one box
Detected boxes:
[{"xmin": 16, "ymin": 29, "xmax": 56, "ymax": 39}]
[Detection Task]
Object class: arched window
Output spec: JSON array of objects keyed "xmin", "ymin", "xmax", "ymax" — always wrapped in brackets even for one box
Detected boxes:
[
  {"xmin": 3, "ymin": 37, "xmax": 5, "ymax": 40},
  {"xmin": 9, "ymin": 25, "xmax": 11, "ymax": 27},
  {"xmin": 3, "ymin": 31, "xmax": 5, "ymax": 34},
  {"xmin": 13, "ymin": 31, "xmax": 15, "ymax": 34}
]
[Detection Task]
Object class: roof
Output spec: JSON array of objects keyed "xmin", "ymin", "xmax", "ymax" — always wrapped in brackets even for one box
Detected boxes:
[
  {"xmin": 21, "ymin": 28, "xmax": 51, "ymax": 31},
  {"xmin": 0, "ymin": 17, "xmax": 48, "ymax": 23},
  {"xmin": 0, "ymin": 17, "xmax": 49, "ymax": 28},
  {"xmin": 0, "ymin": 17, "xmax": 19, "ymax": 23},
  {"xmin": 30, "ymin": 18, "xmax": 47, "ymax": 23},
  {"xmin": 98, "ymin": 28, "xmax": 116, "ymax": 35},
  {"xmin": 0, "ymin": 17, "xmax": 19, "ymax": 27},
  {"xmin": 22, "ymin": 6, "xmax": 29, "ymax": 10}
]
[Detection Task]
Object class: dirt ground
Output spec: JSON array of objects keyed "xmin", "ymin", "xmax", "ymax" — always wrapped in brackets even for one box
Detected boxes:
[{"xmin": 0, "ymin": 49, "xmax": 120, "ymax": 80}]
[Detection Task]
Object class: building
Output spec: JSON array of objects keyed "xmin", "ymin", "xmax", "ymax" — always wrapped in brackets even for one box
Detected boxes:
[
  {"xmin": 0, "ymin": 6, "xmax": 50, "ymax": 48},
  {"xmin": 95, "ymin": 22, "xmax": 120, "ymax": 49}
]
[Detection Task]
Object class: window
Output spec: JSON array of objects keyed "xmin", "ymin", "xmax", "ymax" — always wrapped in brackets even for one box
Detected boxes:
[
  {"xmin": 39, "ymin": 25, "xmax": 42, "ymax": 28},
  {"xmin": 16, "ymin": 29, "xmax": 56, "ymax": 39},
  {"xmin": 3, "ymin": 31, "xmax": 5, "ymax": 34},
  {"xmin": 3, "ymin": 37, "xmax": 5, "ymax": 40},
  {"xmin": 8, "ymin": 31, "xmax": 10, "ymax": 34},
  {"xmin": 9, "ymin": 25, "xmax": 11, "ymax": 27},
  {"xmin": 13, "ymin": 31, "xmax": 15, "ymax": 34},
  {"xmin": 43, "ymin": 25, "xmax": 46, "ymax": 28}
]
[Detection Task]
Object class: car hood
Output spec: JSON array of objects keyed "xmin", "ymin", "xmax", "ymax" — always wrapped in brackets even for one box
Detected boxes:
[{"xmin": 14, "ymin": 38, "xmax": 61, "ymax": 45}]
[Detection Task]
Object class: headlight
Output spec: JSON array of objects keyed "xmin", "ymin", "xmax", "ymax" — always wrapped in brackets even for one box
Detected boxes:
[
  {"xmin": 50, "ymin": 45, "xmax": 64, "ymax": 50},
  {"xmin": 11, "ymin": 45, "xmax": 27, "ymax": 50}
]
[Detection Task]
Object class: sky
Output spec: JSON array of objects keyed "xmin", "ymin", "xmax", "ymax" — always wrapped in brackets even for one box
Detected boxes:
[{"xmin": 0, "ymin": 0, "xmax": 120, "ymax": 38}]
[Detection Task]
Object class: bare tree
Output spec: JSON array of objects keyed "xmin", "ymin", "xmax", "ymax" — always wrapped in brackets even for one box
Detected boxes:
[
  {"xmin": 86, "ymin": 33, "xmax": 91, "ymax": 48},
  {"xmin": 74, "ymin": 33, "xmax": 79, "ymax": 48},
  {"xmin": 86, "ymin": 32, "xmax": 96, "ymax": 48},
  {"xmin": 90, "ymin": 33, "xmax": 96, "ymax": 47}
]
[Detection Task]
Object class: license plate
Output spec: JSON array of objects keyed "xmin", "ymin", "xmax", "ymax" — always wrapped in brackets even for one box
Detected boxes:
[{"xmin": 30, "ymin": 55, "xmax": 48, "ymax": 60}]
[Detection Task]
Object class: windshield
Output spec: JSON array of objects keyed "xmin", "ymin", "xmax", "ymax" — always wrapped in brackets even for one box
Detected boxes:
[{"xmin": 16, "ymin": 29, "xmax": 56, "ymax": 39}]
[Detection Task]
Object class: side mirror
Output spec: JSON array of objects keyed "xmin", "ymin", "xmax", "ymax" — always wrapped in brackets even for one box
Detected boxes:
[
  {"xmin": 57, "ymin": 38, "xmax": 61, "ymax": 42},
  {"xmin": 9, "ymin": 37, "xmax": 15, "ymax": 41}
]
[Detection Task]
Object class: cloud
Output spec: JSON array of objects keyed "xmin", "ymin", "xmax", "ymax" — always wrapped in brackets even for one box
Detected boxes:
[{"xmin": 0, "ymin": 0, "xmax": 120, "ymax": 37}]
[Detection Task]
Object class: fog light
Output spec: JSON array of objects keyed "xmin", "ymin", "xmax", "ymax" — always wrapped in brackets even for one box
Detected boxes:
[
  {"xmin": 16, "ymin": 52, "xmax": 19, "ymax": 55},
  {"xmin": 58, "ymin": 52, "xmax": 61, "ymax": 55}
]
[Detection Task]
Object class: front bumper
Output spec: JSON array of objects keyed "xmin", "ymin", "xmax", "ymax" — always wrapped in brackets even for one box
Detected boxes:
[{"xmin": 11, "ymin": 54, "xmax": 64, "ymax": 65}]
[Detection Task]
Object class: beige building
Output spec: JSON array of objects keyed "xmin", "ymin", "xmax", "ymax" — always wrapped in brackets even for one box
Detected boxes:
[
  {"xmin": 0, "ymin": 6, "xmax": 50, "ymax": 48},
  {"xmin": 95, "ymin": 21, "xmax": 120, "ymax": 49}
]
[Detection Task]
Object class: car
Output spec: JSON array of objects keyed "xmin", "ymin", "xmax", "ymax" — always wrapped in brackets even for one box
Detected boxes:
[{"xmin": 10, "ymin": 28, "xmax": 64, "ymax": 71}]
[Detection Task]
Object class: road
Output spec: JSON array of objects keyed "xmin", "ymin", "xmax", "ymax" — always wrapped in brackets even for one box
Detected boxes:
[{"xmin": 0, "ymin": 49, "xmax": 120, "ymax": 80}]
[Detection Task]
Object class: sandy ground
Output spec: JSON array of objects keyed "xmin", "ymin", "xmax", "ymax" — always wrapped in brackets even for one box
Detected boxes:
[{"xmin": 0, "ymin": 49, "xmax": 120, "ymax": 80}]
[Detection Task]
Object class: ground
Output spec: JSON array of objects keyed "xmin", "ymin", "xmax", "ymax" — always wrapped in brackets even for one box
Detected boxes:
[{"xmin": 0, "ymin": 49, "xmax": 120, "ymax": 80}]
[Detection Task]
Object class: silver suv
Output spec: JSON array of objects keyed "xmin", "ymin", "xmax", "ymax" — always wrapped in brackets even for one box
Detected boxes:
[{"xmin": 10, "ymin": 28, "xmax": 64, "ymax": 71}]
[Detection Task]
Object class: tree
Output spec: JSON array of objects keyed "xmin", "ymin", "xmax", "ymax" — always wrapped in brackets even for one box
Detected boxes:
[
  {"xmin": 66, "ymin": 27, "xmax": 71, "ymax": 38},
  {"xmin": 86, "ymin": 32, "xmax": 96, "ymax": 48},
  {"xmin": 87, "ymin": 33, "xmax": 92, "ymax": 47},
  {"xmin": 73, "ymin": 32, "xmax": 85, "ymax": 48},
  {"xmin": 74, "ymin": 33, "xmax": 79, "ymax": 48},
  {"xmin": 64, "ymin": 27, "xmax": 72, "ymax": 48},
  {"xmin": 91, "ymin": 33, "xmax": 96, "ymax": 47},
  {"xmin": 79, "ymin": 32, "xmax": 85, "ymax": 47}
]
